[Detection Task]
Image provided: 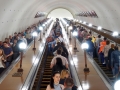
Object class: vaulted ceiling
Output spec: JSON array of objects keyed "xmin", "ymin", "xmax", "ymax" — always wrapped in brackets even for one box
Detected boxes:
[{"xmin": 0, "ymin": 0, "xmax": 120, "ymax": 40}]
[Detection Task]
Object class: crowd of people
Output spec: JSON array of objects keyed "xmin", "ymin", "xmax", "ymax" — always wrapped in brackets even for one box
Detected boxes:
[
  {"xmin": 0, "ymin": 18, "xmax": 49, "ymax": 75},
  {"xmin": 46, "ymin": 18, "xmax": 77, "ymax": 90},
  {"xmin": 0, "ymin": 23, "xmax": 42, "ymax": 74},
  {"xmin": 77, "ymin": 25, "xmax": 120, "ymax": 78},
  {"xmin": 1, "ymin": 17, "xmax": 119, "ymax": 89}
]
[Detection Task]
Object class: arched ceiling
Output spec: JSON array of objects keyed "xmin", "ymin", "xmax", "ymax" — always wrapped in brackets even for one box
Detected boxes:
[
  {"xmin": 0, "ymin": 0, "xmax": 120, "ymax": 40},
  {"xmin": 47, "ymin": 8, "xmax": 74, "ymax": 19}
]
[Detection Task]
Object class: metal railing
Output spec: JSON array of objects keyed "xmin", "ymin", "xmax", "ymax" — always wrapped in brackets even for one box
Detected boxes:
[{"xmin": 20, "ymin": 20, "xmax": 54, "ymax": 90}]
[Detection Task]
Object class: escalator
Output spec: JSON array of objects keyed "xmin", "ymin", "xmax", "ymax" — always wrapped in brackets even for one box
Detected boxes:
[
  {"xmin": 77, "ymin": 38, "xmax": 115, "ymax": 85},
  {"xmin": 94, "ymin": 58, "xmax": 115, "ymax": 83},
  {"xmin": 40, "ymin": 56, "xmax": 53, "ymax": 90},
  {"xmin": 32, "ymin": 47, "xmax": 53, "ymax": 90}
]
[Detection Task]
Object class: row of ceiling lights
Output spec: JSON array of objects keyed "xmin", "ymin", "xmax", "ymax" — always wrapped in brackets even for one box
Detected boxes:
[{"xmin": 73, "ymin": 19, "xmax": 119, "ymax": 37}]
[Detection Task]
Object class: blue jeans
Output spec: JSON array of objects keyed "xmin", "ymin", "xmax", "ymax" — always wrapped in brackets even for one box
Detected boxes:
[
  {"xmin": 5, "ymin": 62, "xmax": 10, "ymax": 68},
  {"xmin": 104, "ymin": 57, "xmax": 108, "ymax": 66},
  {"xmin": 48, "ymin": 41, "xmax": 56, "ymax": 53},
  {"xmin": 48, "ymin": 42, "xmax": 53, "ymax": 53},
  {"xmin": 99, "ymin": 52, "xmax": 104, "ymax": 63},
  {"xmin": 96, "ymin": 47, "xmax": 101, "ymax": 63},
  {"xmin": 96, "ymin": 47, "xmax": 99, "ymax": 57},
  {"xmin": 112, "ymin": 63, "xmax": 119, "ymax": 76}
]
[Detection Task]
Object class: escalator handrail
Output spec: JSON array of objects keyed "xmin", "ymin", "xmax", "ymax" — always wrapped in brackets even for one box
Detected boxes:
[
  {"xmin": 20, "ymin": 40, "xmax": 47, "ymax": 90},
  {"xmin": 20, "ymin": 21, "xmax": 54, "ymax": 90},
  {"xmin": 36, "ymin": 46, "xmax": 48, "ymax": 90},
  {"xmin": 60, "ymin": 21, "xmax": 83, "ymax": 90},
  {"xmin": 78, "ymin": 23, "xmax": 120, "ymax": 46}
]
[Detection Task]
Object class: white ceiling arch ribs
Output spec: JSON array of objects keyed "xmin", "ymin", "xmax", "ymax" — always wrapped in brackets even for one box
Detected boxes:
[
  {"xmin": 0, "ymin": 0, "xmax": 120, "ymax": 40},
  {"xmin": 74, "ymin": 0, "xmax": 120, "ymax": 32},
  {"xmin": 31, "ymin": 1, "xmax": 81, "ymax": 18}
]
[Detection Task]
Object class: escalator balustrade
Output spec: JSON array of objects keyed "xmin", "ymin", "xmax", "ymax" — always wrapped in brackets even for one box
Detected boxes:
[
  {"xmin": 94, "ymin": 58, "xmax": 115, "ymax": 83},
  {"xmin": 32, "ymin": 48, "xmax": 53, "ymax": 90}
]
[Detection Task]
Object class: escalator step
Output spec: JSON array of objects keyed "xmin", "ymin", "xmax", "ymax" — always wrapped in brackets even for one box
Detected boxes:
[
  {"xmin": 44, "ymin": 68, "xmax": 51, "ymax": 70},
  {"xmin": 41, "ymin": 82, "xmax": 49, "ymax": 85},
  {"xmin": 46, "ymin": 62, "xmax": 51, "ymax": 63},
  {"xmin": 93, "ymin": 58, "xmax": 116, "ymax": 83},
  {"xmin": 40, "ymin": 89, "xmax": 46, "ymax": 90},
  {"xmin": 46, "ymin": 61, "xmax": 51, "ymax": 63},
  {"xmin": 46, "ymin": 59, "xmax": 51, "ymax": 60},
  {"xmin": 41, "ymin": 86, "xmax": 47, "ymax": 88},
  {"xmin": 103, "ymin": 69, "xmax": 109, "ymax": 71},
  {"xmin": 42, "ymin": 81, "xmax": 50, "ymax": 83},
  {"xmin": 43, "ymin": 76, "xmax": 51, "ymax": 78},
  {"xmin": 35, "ymin": 78, "xmax": 39, "ymax": 81},
  {"xmin": 45, "ymin": 70, "xmax": 52, "ymax": 72},
  {"xmin": 41, "ymin": 84, "xmax": 48, "ymax": 87},
  {"xmin": 32, "ymin": 87, "xmax": 35, "ymax": 90},
  {"xmin": 42, "ymin": 78, "xmax": 51, "ymax": 81},
  {"xmin": 43, "ymin": 74, "xmax": 51, "ymax": 76},
  {"xmin": 32, "ymin": 85, "xmax": 37, "ymax": 89},
  {"xmin": 47, "ymin": 56, "xmax": 53, "ymax": 58},
  {"xmin": 104, "ymin": 70, "xmax": 112, "ymax": 73},
  {"xmin": 109, "ymin": 78, "xmax": 115, "ymax": 82},
  {"xmin": 43, "ymin": 72, "xmax": 51, "ymax": 74},
  {"xmin": 40, "ymin": 88, "xmax": 46, "ymax": 90},
  {"xmin": 32, "ymin": 53, "xmax": 54, "ymax": 90},
  {"xmin": 107, "ymin": 74, "xmax": 113, "ymax": 77},
  {"xmin": 46, "ymin": 63, "xmax": 51, "ymax": 65},
  {"xmin": 47, "ymin": 58, "xmax": 52, "ymax": 59},
  {"xmin": 45, "ymin": 65, "xmax": 50, "ymax": 67},
  {"xmin": 45, "ymin": 67, "xmax": 51, "ymax": 68}
]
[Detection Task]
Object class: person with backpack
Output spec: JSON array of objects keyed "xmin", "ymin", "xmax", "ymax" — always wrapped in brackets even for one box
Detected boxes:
[
  {"xmin": 50, "ymin": 50, "xmax": 68, "ymax": 69},
  {"xmin": 53, "ymin": 42, "xmax": 68, "ymax": 58},
  {"xmin": 52, "ymin": 58, "xmax": 66, "ymax": 73}
]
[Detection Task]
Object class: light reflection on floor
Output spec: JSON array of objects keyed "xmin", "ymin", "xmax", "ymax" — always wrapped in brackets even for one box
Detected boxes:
[
  {"xmin": 69, "ymin": 45, "xmax": 73, "ymax": 54},
  {"xmin": 72, "ymin": 55, "xmax": 78, "ymax": 66},
  {"xmin": 82, "ymin": 81, "xmax": 90, "ymax": 90},
  {"xmin": 32, "ymin": 55, "xmax": 36, "ymax": 64}
]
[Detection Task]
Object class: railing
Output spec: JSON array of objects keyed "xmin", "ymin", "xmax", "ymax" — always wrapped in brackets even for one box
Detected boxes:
[
  {"xmin": 20, "ymin": 20, "xmax": 54, "ymax": 90},
  {"xmin": 60, "ymin": 21, "xmax": 83, "ymax": 90},
  {"xmin": 21, "ymin": 43, "xmax": 47, "ymax": 90},
  {"xmin": 77, "ymin": 22, "xmax": 120, "ymax": 45}
]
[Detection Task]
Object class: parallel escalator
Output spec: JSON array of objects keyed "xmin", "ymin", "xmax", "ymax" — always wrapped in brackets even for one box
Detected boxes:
[
  {"xmin": 40, "ymin": 56, "xmax": 53, "ymax": 90},
  {"xmin": 32, "ymin": 48, "xmax": 53, "ymax": 90},
  {"xmin": 94, "ymin": 58, "xmax": 115, "ymax": 83},
  {"xmin": 77, "ymin": 38, "xmax": 115, "ymax": 85}
]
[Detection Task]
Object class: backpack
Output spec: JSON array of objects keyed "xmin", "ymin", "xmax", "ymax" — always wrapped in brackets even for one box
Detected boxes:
[{"xmin": 52, "ymin": 65, "xmax": 66, "ymax": 73}]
